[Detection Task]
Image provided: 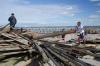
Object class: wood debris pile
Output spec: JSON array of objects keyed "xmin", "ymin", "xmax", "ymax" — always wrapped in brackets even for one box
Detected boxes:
[{"xmin": 0, "ymin": 25, "xmax": 100, "ymax": 66}]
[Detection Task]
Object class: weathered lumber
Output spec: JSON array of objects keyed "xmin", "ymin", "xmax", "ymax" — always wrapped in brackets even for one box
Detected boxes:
[
  {"xmin": 0, "ymin": 23, "xmax": 10, "ymax": 31},
  {"xmin": 0, "ymin": 40, "xmax": 14, "ymax": 43},
  {"xmin": 0, "ymin": 51, "xmax": 28, "ymax": 61},
  {"xmin": 33, "ymin": 42, "xmax": 49, "ymax": 63},
  {"xmin": 0, "ymin": 49, "xmax": 36, "ymax": 61},
  {"xmin": 37, "ymin": 40, "xmax": 100, "ymax": 58},
  {"xmin": 51, "ymin": 46, "xmax": 91, "ymax": 66},
  {"xmin": 0, "ymin": 47, "xmax": 28, "ymax": 52},
  {"xmin": 17, "ymin": 29, "xmax": 75, "ymax": 41},
  {"xmin": 0, "ymin": 43, "xmax": 10, "ymax": 45},
  {"xmin": 14, "ymin": 33, "xmax": 49, "ymax": 63},
  {"xmin": 10, "ymin": 42, "xmax": 29, "ymax": 49},
  {"xmin": 43, "ymin": 48, "xmax": 61, "ymax": 66},
  {"xmin": 1, "ymin": 33, "xmax": 28, "ymax": 45},
  {"xmin": 0, "ymin": 51, "xmax": 28, "ymax": 56},
  {"xmin": 45, "ymin": 46, "xmax": 70, "ymax": 66},
  {"xmin": 32, "ymin": 30, "xmax": 75, "ymax": 40},
  {"xmin": 73, "ymin": 48, "xmax": 100, "ymax": 58}
]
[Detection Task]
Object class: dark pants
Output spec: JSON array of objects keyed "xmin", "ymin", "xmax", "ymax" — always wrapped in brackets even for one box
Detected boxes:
[
  {"xmin": 62, "ymin": 34, "xmax": 65, "ymax": 40},
  {"xmin": 79, "ymin": 33, "xmax": 84, "ymax": 39},
  {"xmin": 10, "ymin": 22, "xmax": 16, "ymax": 28},
  {"xmin": 77, "ymin": 33, "xmax": 84, "ymax": 44},
  {"xmin": 10, "ymin": 22, "xmax": 16, "ymax": 30}
]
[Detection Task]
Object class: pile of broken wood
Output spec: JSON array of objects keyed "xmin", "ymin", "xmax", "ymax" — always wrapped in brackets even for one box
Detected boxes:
[{"xmin": 0, "ymin": 25, "xmax": 100, "ymax": 66}]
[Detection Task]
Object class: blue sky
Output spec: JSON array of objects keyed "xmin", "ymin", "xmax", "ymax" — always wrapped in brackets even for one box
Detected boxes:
[{"xmin": 0, "ymin": 0, "xmax": 100, "ymax": 26}]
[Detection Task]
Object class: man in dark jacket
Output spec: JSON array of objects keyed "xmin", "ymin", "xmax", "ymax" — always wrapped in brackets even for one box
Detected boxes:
[{"xmin": 8, "ymin": 13, "xmax": 17, "ymax": 30}]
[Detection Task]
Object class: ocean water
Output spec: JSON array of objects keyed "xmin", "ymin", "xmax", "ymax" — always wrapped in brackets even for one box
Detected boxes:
[{"xmin": 17, "ymin": 26, "xmax": 100, "ymax": 33}]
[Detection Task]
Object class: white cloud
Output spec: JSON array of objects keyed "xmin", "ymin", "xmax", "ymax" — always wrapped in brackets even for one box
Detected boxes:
[
  {"xmin": 11, "ymin": 0, "xmax": 31, "ymax": 5},
  {"xmin": 90, "ymin": 0, "xmax": 100, "ymax": 1},
  {"xmin": 89, "ymin": 15, "xmax": 100, "ymax": 19},
  {"xmin": 89, "ymin": 0, "xmax": 100, "ymax": 6},
  {"xmin": 88, "ymin": 15, "xmax": 100, "ymax": 23},
  {"xmin": 0, "ymin": 0, "xmax": 79, "ymax": 26}
]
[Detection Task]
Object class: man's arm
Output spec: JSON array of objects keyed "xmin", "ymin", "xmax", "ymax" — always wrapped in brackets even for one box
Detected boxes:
[
  {"xmin": 8, "ymin": 17, "xmax": 10, "ymax": 21},
  {"xmin": 8, "ymin": 17, "xmax": 12, "ymax": 22},
  {"xmin": 15, "ymin": 17, "xmax": 17, "ymax": 24},
  {"xmin": 75, "ymin": 26, "xmax": 78, "ymax": 33}
]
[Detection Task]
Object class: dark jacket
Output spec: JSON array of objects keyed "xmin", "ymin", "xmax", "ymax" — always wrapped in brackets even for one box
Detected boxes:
[{"xmin": 8, "ymin": 15, "xmax": 17, "ymax": 27}]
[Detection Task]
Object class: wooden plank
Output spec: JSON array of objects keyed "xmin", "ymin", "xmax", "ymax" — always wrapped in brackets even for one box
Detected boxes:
[
  {"xmin": 38, "ymin": 40, "xmax": 100, "ymax": 58},
  {"xmin": 0, "ymin": 23, "xmax": 10, "ymax": 31},
  {"xmin": 0, "ymin": 40, "xmax": 14, "ymax": 43},
  {"xmin": 46, "ymin": 47, "xmax": 69, "ymax": 65},
  {"xmin": 0, "ymin": 47, "xmax": 27, "ymax": 52},
  {"xmin": 32, "ymin": 30, "xmax": 75, "ymax": 40},
  {"xmin": 33, "ymin": 42, "xmax": 49, "ymax": 63},
  {"xmin": 1, "ymin": 33, "xmax": 28, "ymax": 45},
  {"xmin": 0, "ymin": 51, "xmax": 28, "ymax": 59}
]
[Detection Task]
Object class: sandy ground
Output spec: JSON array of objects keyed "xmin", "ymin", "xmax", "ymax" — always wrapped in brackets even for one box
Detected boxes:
[
  {"xmin": 44, "ymin": 33, "xmax": 100, "ymax": 43},
  {"xmin": 64, "ymin": 33, "xmax": 100, "ymax": 41}
]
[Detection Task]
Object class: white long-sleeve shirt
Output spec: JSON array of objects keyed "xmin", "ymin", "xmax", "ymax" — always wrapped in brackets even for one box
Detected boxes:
[{"xmin": 76, "ymin": 25, "xmax": 84, "ymax": 34}]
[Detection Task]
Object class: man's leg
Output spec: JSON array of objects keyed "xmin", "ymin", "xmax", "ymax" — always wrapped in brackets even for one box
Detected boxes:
[
  {"xmin": 80, "ymin": 33, "xmax": 85, "ymax": 44},
  {"xmin": 81, "ymin": 33, "xmax": 85, "ymax": 44},
  {"xmin": 10, "ymin": 22, "xmax": 13, "ymax": 31},
  {"xmin": 78, "ymin": 36, "xmax": 81, "ymax": 44},
  {"xmin": 13, "ymin": 22, "xmax": 16, "ymax": 28}
]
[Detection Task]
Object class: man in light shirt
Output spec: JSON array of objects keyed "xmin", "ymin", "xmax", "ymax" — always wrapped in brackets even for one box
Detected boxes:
[{"xmin": 76, "ymin": 21, "xmax": 85, "ymax": 44}]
